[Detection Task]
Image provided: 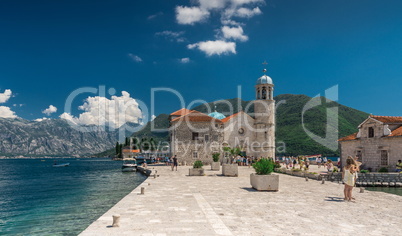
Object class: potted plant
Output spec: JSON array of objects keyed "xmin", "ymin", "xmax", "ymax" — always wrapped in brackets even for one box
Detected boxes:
[
  {"xmin": 222, "ymin": 147, "xmax": 241, "ymax": 177},
  {"xmin": 211, "ymin": 153, "xmax": 220, "ymax": 171},
  {"xmin": 189, "ymin": 160, "xmax": 204, "ymax": 176},
  {"xmin": 250, "ymin": 158, "xmax": 279, "ymax": 191}
]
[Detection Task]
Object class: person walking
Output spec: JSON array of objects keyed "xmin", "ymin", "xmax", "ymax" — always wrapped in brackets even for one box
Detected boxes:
[
  {"xmin": 316, "ymin": 157, "xmax": 322, "ymax": 168},
  {"xmin": 326, "ymin": 160, "xmax": 334, "ymax": 172},
  {"xmin": 172, "ymin": 155, "xmax": 178, "ymax": 171},
  {"xmin": 285, "ymin": 156, "xmax": 290, "ymax": 169},
  {"xmin": 396, "ymin": 160, "xmax": 402, "ymax": 173}
]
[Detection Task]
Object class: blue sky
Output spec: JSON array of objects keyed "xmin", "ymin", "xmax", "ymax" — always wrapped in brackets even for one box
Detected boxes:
[{"xmin": 0, "ymin": 0, "xmax": 402, "ymax": 126}]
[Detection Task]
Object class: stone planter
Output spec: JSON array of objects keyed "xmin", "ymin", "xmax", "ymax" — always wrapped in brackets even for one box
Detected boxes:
[
  {"xmin": 285, "ymin": 170, "xmax": 292, "ymax": 175},
  {"xmin": 250, "ymin": 173, "xmax": 279, "ymax": 191},
  {"xmin": 293, "ymin": 171, "xmax": 303, "ymax": 177},
  {"xmin": 307, "ymin": 173, "xmax": 319, "ymax": 180},
  {"xmin": 222, "ymin": 164, "xmax": 238, "ymax": 177},
  {"xmin": 189, "ymin": 168, "xmax": 204, "ymax": 176},
  {"xmin": 211, "ymin": 162, "xmax": 220, "ymax": 171}
]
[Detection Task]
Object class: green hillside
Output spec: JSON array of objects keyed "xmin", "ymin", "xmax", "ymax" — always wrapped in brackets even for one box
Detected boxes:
[
  {"xmin": 130, "ymin": 113, "xmax": 170, "ymax": 143},
  {"xmin": 95, "ymin": 94, "xmax": 368, "ymax": 157}
]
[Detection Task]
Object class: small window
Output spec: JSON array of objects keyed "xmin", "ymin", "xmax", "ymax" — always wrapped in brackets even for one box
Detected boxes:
[
  {"xmin": 192, "ymin": 132, "xmax": 199, "ymax": 140},
  {"xmin": 380, "ymin": 150, "xmax": 388, "ymax": 165},
  {"xmin": 368, "ymin": 127, "xmax": 374, "ymax": 138},
  {"xmin": 204, "ymin": 134, "xmax": 209, "ymax": 142},
  {"xmin": 356, "ymin": 150, "xmax": 362, "ymax": 162},
  {"xmin": 193, "ymin": 151, "xmax": 198, "ymax": 159}
]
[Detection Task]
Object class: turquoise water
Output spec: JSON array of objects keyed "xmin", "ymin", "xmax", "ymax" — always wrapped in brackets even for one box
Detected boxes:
[
  {"xmin": 365, "ymin": 187, "xmax": 402, "ymax": 196},
  {"xmin": 0, "ymin": 158, "xmax": 147, "ymax": 235}
]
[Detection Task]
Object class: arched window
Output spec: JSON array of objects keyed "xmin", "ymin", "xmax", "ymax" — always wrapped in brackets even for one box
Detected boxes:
[
  {"xmin": 368, "ymin": 127, "xmax": 374, "ymax": 138},
  {"xmin": 262, "ymin": 87, "xmax": 267, "ymax": 99},
  {"xmin": 257, "ymin": 89, "xmax": 261, "ymax": 99}
]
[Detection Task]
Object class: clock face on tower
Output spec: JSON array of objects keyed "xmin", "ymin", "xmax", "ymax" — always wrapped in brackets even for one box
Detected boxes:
[{"xmin": 238, "ymin": 128, "xmax": 244, "ymax": 135}]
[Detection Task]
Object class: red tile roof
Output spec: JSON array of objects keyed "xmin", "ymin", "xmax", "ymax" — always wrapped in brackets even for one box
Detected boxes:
[
  {"xmin": 171, "ymin": 110, "xmax": 222, "ymax": 123},
  {"xmin": 338, "ymin": 125, "xmax": 402, "ymax": 141},
  {"xmin": 370, "ymin": 115, "xmax": 402, "ymax": 124},
  {"xmin": 338, "ymin": 132, "xmax": 358, "ymax": 141},
  {"xmin": 170, "ymin": 108, "xmax": 193, "ymax": 116},
  {"xmin": 389, "ymin": 126, "xmax": 402, "ymax": 137},
  {"xmin": 221, "ymin": 112, "xmax": 241, "ymax": 123}
]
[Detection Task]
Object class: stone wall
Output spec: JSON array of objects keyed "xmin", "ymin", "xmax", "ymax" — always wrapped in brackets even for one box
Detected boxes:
[
  {"xmin": 340, "ymin": 137, "xmax": 402, "ymax": 172},
  {"xmin": 171, "ymin": 120, "xmax": 223, "ymax": 165}
]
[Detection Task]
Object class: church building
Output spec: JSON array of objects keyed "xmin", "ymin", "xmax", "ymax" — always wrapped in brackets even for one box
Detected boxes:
[
  {"xmin": 338, "ymin": 115, "xmax": 402, "ymax": 171},
  {"xmin": 169, "ymin": 69, "xmax": 276, "ymax": 164}
]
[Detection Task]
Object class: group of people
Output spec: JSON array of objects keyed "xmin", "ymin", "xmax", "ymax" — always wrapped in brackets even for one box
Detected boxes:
[{"xmin": 281, "ymin": 156, "xmax": 311, "ymax": 170}]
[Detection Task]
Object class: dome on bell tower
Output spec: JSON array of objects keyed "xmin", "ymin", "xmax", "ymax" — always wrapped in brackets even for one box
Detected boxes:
[{"xmin": 256, "ymin": 75, "xmax": 273, "ymax": 85}]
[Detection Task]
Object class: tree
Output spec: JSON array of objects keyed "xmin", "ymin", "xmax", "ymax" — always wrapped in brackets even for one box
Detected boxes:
[
  {"xmin": 132, "ymin": 137, "xmax": 139, "ymax": 150},
  {"xmin": 149, "ymin": 138, "xmax": 156, "ymax": 151},
  {"xmin": 118, "ymin": 144, "xmax": 123, "ymax": 159},
  {"xmin": 125, "ymin": 137, "xmax": 129, "ymax": 146},
  {"xmin": 223, "ymin": 146, "xmax": 241, "ymax": 164},
  {"xmin": 115, "ymin": 142, "xmax": 120, "ymax": 155}
]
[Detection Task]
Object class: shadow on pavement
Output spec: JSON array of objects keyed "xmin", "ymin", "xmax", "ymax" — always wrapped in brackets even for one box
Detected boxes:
[{"xmin": 324, "ymin": 196, "xmax": 345, "ymax": 202}]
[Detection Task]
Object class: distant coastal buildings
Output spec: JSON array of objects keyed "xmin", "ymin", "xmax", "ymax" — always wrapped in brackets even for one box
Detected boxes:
[
  {"xmin": 339, "ymin": 115, "xmax": 402, "ymax": 171},
  {"xmin": 169, "ymin": 69, "xmax": 275, "ymax": 164}
]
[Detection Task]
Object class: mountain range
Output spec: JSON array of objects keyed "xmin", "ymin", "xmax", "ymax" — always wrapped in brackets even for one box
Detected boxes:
[{"xmin": 0, "ymin": 118, "xmax": 134, "ymax": 157}]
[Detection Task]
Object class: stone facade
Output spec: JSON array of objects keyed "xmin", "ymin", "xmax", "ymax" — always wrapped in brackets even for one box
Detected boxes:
[
  {"xmin": 169, "ymin": 72, "xmax": 276, "ymax": 165},
  {"xmin": 339, "ymin": 115, "xmax": 402, "ymax": 171}
]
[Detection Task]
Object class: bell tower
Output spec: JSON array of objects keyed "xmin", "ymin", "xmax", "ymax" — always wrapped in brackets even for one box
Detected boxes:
[{"xmin": 253, "ymin": 62, "xmax": 275, "ymax": 158}]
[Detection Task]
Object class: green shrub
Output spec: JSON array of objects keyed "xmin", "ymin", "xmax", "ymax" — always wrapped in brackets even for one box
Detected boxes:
[
  {"xmin": 292, "ymin": 168, "xmax": 302, "ymax": 172},
  {"xmin": 193, "ymin": 160, "xmax": 203, "ymax": 168},
  {"xmin": 360, "ymin": 169, "xmax": 369, "ymax": 173},
  {"xmin": 378, "ymin": 167, "xmax": 388, "ymax": 173},
  {"xmin": 274, "ymin": 161, "xmax": 281, "ymax": 169},
  {"xmin": 252, "ymin": 158, "xmax": 274, "ymax": 175},
  {"xmin": 212, "ymin": 153, "xmax": 220, "ymax": 162}
]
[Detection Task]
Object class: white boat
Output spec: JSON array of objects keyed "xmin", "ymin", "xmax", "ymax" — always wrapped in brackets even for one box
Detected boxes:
[
  {"xmin": 122, "ymin": 159, "xmax": 137, "ymax": 172},
  {"xmin": 53, "ymin": 163, "xmax": 70, "ymax": 167}
]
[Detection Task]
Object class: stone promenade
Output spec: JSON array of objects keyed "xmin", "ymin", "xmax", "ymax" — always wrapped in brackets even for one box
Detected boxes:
[{"xmin": 80, "ymin": 165, "xmax": 402, "ymax": 236}]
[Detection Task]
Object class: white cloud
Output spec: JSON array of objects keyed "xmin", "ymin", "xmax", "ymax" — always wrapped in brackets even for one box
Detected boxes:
[
  {"xmin": 42, "ymin": 105, "xmax": 57, "ymax": 116},
  {"xmin": 188, "ymin": 40, "xmax": 236, "ymax": 56},
  {"xmin": 59, "ymin": 91, "xmax": 142, "ymax": 128},
  {"xmin": 180, "ymin": 57, "xmax": 190, "ymax": 63},
  {"xmin": 235, "ymin": 7, "xmax": 262, "ymax": 18},
  {"xmin": 221, "ymin": 26, "xmax": 248, "ymax": 41},
  {"xmin": 172, "ymin": 1, "xmax": 265, "ymax": 56},
  {"xmin": 221, "ymin": 19, "xmax": 242, "ymax": 26},
  {"xmin": 34, "ymin": 117, "xmax": 49, "ymax": 122},
  {"xmin": 0, "ymin": 89, "xmax": 12, "ymax": 103},
  {"xmin": 128, "ymin": 53, "xmax": 142, "ymax": 62},
  {"xmin": 176, "ymin": 6, "xmax": 210, "ymax": 25},
  {"xmin": 230, "ymin": 0, "xmax": 264, "ymax": 6},
  {"xmin": 0, "ymin": 106, "xmax": 17, "ymax": 118},
  {"xmin": 155, "ymin": 31, "xmax": 186, "ymax": 42},
  {"xmin": 199, "ymin": 0, "xmax": 227, "ymax": 10},
  {"xmin": 147, "ymin": 12, "xmax": 163, "ymax": 20}
]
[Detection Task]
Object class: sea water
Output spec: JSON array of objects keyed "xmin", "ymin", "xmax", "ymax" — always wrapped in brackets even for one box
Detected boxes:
[{"xmin": 0, "ymin": 158, "xmax": 146, "ymax": 235}]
